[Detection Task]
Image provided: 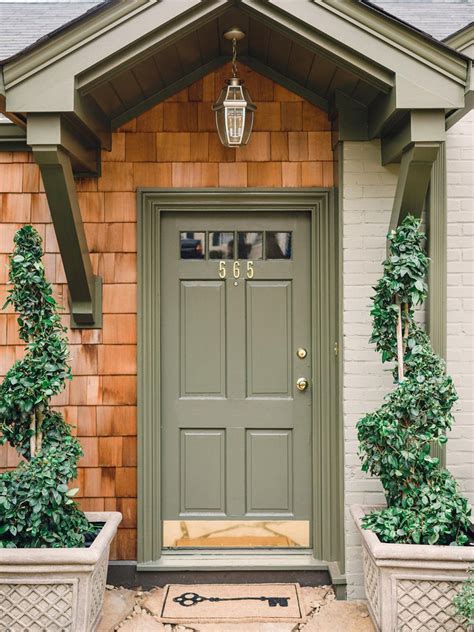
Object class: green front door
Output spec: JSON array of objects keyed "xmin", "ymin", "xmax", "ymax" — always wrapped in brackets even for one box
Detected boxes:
[{"xmin": 161, "ymin": 210, "xmax": 312, "ymax": 542}]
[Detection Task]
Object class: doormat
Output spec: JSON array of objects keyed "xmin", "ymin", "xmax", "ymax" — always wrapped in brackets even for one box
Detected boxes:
[{"xmin": 159, "ymin": 583, "xmax": 305, "ymax": 624}]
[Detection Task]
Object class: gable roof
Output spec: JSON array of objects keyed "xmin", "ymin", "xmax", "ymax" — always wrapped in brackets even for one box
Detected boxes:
[{"xmin": 0, "ymin": 0, "xmax": 472, "ymax": 61}]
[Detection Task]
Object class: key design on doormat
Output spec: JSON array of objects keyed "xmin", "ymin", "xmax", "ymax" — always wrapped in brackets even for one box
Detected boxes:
[{"xmin": 173, "ymin": 592, "xmax": 290, "ymax": 608}]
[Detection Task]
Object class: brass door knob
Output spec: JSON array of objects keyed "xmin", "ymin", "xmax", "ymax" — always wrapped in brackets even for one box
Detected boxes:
[{"xmin": 296, "ymin": 377, "xmax": 309, "ymax": 392}]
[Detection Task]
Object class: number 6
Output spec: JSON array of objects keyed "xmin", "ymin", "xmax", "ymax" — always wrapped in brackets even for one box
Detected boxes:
[{"xmin": 233, "ymin": 261, "xmax": 240, "ymax": 278}]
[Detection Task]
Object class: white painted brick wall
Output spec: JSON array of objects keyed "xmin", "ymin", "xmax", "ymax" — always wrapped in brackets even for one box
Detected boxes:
[
  {"xmin": 343, "ymin": 123, "xmax": 473, "ymax": 599},
  {"xmin": 342, "ymin": 139, "xmax": 399, "ymax": 598},
  {"xmin": 446, "ymin": 111, "xmax": 474, "ymax": 505}
]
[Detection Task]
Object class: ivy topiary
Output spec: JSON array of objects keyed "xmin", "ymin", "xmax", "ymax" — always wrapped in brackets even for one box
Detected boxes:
[
  {"xmin": 357, "ymin": 215, "xmax": 471, "ymax": 546},
  {"xmin": 0, "ymin": 225, "xmax": 92, "ymax": 547}
]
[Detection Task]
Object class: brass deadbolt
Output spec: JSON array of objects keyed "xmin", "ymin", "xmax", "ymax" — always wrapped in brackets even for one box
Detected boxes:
[{"xmin": 296, "ymin": 347, "xmax": 307, "ymax": 359}]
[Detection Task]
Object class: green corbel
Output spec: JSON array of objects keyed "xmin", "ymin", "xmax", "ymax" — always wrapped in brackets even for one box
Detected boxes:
[
  {"xmin": 383, "ymin": 110, "xmax": 445, "ymax": 250},
  {"xmin": 32, "ymin": 145, "xmax": 102, "ymax": 329}
]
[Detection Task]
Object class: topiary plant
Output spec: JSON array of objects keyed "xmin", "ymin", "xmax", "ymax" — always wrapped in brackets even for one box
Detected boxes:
[
  {"xmin": 357, "ymin": 215, "xmax": 471, "ymax": 546},
  {"xmin": 0, "ymin": 225, "xmax": 92, "ymax": 547}
]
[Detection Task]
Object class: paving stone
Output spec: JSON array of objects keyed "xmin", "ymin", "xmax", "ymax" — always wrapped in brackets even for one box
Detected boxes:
[
  {"xmin": 140, "ymin": 586, "xmax": 165, "ymax": 615},
  {"xmin": 300, "ymin": 587, "xmax": 333, "ymax": 615},
  {"xmin": 118, "ymin": 612, "xmax": 167, "ymax": 631},
  {"xmin": 299, "ymin": 600, "xmax": 374, "ymax": 632},
  {"xmin": 97, "ymin": 588, "xmax": 137, "ymax": 632}
]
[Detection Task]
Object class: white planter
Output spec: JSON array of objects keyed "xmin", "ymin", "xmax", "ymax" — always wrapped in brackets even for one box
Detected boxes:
[
  {"xmin": 0, "ymin": 511, "xmax": 121, "ymax": 632},
  {"xmin": 351, "ymin": 504, "xmax": 474, "ymax": 632}
]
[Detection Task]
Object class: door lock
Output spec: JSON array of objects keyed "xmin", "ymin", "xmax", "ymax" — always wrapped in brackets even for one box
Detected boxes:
[{"xmin": 296, "ymin": 377, "xmax": 309, "ymax": 392}]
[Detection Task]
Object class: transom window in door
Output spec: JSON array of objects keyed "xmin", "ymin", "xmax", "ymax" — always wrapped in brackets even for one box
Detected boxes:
[{"xmin": 180, "ymin": 231, "xmax": 291, "ymax": 260}]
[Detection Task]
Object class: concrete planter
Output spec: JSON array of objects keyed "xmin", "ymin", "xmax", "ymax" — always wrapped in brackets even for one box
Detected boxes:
[
  {"xmin": 351, "ymin": 505, "xmax": 474, "ymax": 632},
  {"xmin": 0, "ymin": 511, "xmax": 121, "ymax": 632}
]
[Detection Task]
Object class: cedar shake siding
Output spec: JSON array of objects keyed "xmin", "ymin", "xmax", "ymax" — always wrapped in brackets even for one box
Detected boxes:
[{"xmin": 0, "ymin": 63, "xmax": 335, "ymax": 560}]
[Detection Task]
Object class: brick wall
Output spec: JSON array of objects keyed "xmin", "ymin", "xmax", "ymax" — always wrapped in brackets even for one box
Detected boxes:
[
  {"xmin": 342, "ymin": 140, "xmax": 400, "ymax": 598},
  {"xmin": 0, "ymin": 63, "xmax": 334, "ymax": 560},
  {"xmin": 446, "ymin": 111, "xmax": 474, "ymax": 505}
]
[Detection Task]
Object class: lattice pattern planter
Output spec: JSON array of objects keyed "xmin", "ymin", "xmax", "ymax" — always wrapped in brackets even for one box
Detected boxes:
[
  {"xmin": 0, "ymin": 512, "xmax": 121, "ymax": 632},
  {"xmin": 352, "ymin": 505, "xmax": 473, "ymax": 632}
]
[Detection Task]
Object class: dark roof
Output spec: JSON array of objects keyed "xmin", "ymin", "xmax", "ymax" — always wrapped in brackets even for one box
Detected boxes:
[
  {"xmin": 374, "ymin": 1, "xmax": 474, "ymax": 40},
  {"xmin": 0, "ymin": 1, "xmax": 104, "ymax": 60},
  {"xmin": 0, "ymin": 0, "xmax": 472, "ymax": 61}
]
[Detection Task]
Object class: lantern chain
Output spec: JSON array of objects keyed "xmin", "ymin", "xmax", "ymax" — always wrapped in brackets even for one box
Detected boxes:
[{"xmin": 232, "ymin": 37, "xmax": 238, "ymax": 78}]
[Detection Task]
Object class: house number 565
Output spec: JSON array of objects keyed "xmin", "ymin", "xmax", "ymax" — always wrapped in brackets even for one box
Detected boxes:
[{"xmin": 218, "ymin": 261, "xmax": 254, "ymax": 279}]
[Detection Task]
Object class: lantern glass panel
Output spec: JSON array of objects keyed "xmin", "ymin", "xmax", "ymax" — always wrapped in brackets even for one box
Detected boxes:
[{"xmin": 226, "ymin": 107, "xmax": 245, "ymax": 145}]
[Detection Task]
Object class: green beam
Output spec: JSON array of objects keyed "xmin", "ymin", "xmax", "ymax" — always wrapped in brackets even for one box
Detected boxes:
[
  {"xmin": 27, "ymin": 113, "xmax": 99, "ymax": 175},
  {"xmin": 32, "ymin": 145, "xmax": 102, "ymax": 329},
  {"xmin": 382, "ymin": 110, "xmax": 445, "ymax": 166}
]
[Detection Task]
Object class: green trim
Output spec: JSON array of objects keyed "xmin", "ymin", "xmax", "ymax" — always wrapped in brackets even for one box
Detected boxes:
[
  {"xmin": 33, "ymin": 145, "xmax": 102, "ymax": 328},
  {"xmin": 0, "ymin": 121, "xmax": 28, "ymax": 150},
  {"xmin": 428, "ymin": 143, "xmax": 447, "ymax": 467},
  {"xmin": 112, "ymin": 56, "xmax": 228, "ymax": 129},
  {"xmin": 137, "ymin": 189, "xmax": 344, "ymax": 572},
  {"xmin": 322, "ymin": 0, "xmax": 469, "ymax": 83},
  {"xmin": 443, "ymin": 23, "xmax": 474, "ymax": 53}
]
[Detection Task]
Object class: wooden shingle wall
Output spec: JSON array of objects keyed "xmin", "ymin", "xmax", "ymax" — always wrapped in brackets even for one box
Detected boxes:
[{"xmin": 0, "ymin": 63, "xmax": 334, "ymax": 559}]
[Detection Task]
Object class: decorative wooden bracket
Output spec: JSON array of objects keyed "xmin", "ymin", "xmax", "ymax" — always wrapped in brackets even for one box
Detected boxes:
[
  {"xmin": 32, "ymin": 145, "xmax": 102, "ymax": 328},
  {"xmin": 382, "ymin": 110, "xmax": 445, "ymax": 250},
  {"xmin": 388, "ymin": 142, "xmax": 441, "ymax": 234}
]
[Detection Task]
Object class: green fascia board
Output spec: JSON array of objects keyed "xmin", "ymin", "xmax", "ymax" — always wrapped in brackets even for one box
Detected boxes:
[
  {"xmin": 242, "ymin": 0, "xmax": 467, "ymax": 106},
  {"xmin": 137, "ymin": 188, "xmax": 344, "ymax": 571},
  {"xmin": 443, "ymin": 23, "xmax": 474, "ymax": 56},
  {"xmin": 4, "ymin": 0, "xmax": 469, "ymax": 121}
]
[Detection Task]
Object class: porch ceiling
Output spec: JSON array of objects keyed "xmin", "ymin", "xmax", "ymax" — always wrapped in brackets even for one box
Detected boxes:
[{"xmin": 82, "ymin": 6, "xmax": 383, "ymax": 129}]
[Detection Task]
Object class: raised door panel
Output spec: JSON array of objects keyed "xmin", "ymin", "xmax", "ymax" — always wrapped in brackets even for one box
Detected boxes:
[
  {"xmin": 180, "ymin": 430, "xmax": 226, "ymax": 514},
  {"xmin": 246, "ymin": 430, "xmax": 293, "ymax": 514},
  {"xmin": 246, "ymin": 281, "xmax": 292, "ymax": 397},
  {"xmin": 180, "ymin": 281, "xmax": 226, "ymax": 397}
]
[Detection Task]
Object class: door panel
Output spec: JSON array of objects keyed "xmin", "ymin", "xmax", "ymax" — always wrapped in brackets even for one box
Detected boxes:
[
  {"xmin": 161, "ymin": 211, "xmax": 312, "ymax": 539},
  {"xmin": 180, "ymin": 430, "xmax": 226, "ymax": 513},
  {"xmin": 246, "ymin": 281, "xmax": 292, "ymax": 397},
  {"xmin": 180, "ymin": 281, "xmax": 226, "ymax": 397},
  {"xmin": 246, "ymin": 430, "xmax": 293, "ymax": 513}
]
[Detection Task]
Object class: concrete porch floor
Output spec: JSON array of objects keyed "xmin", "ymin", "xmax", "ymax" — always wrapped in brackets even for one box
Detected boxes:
[{"xmin": 97, "ymin": 585, "xmax": 375, "ymax": 632}]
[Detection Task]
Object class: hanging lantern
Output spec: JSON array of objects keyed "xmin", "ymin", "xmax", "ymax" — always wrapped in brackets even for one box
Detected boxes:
[{"xmin": 212, "ymin": 28, "xmax": 256, "ymax": 147}]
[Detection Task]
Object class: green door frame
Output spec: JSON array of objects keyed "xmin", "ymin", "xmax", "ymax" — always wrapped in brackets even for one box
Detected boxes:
[{"xmin": 137, "ymin": 188, "xmax": 343, "ymax": 576}]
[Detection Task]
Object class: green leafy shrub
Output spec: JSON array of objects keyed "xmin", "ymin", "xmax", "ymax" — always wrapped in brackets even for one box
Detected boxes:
[
  {"xmin": 453, "ymin": 568, "xmax": 474, "ymax": 629},
  {"xmin": 357, "ymin": 216, "xmax": 471, "ymax": 546},
  {"xmin": 0, "ymin": 226, "xmax": 92, "ymax": 547}
]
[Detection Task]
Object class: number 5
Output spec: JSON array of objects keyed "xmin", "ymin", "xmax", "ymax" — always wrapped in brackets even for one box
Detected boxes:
[
  {"xmin": 218, "ymin": 261, "xmax": 226, "ymax": 278},
  {"xmin": 247, "ymin": 261, "xmax": 254, "ymax": 279}
]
